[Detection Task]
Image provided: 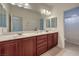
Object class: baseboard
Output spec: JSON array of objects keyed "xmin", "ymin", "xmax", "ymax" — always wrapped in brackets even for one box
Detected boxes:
[{"xmin": 65, "ymin": 39, "xmax": 79, "ymax": 45}]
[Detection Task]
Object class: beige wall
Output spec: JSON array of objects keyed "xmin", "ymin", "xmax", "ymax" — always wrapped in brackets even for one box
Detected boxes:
[{"xmin": 51, "ymin": 3, "xmax": 79, "ymax": 48}]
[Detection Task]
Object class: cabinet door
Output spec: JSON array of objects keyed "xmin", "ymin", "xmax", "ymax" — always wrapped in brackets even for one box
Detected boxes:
[
  {"xmin": 0, "ymin": 40, "xmax": 17, "ymax": 56},
  {"xmin": 47, "ymin": 34, "xmax": 53, "ymax": 49},
  {"xmin": 0, "ymin": 46, "xmax": 2, "ymax": 55},
  {"xmin": 0, "ymin": 45, "xmax": 5, "ymax": 56},
  {"xmin": 4, "ymin": 43, "xmax": 17, "ymax": 56},
  {"xmin": 53, "ymin": 32, "xmax": 58, "ymax": 46},
  {"xmin": 47, "ymin": 32, "xmax": 58, "ymax": 50},
  {"xmin": 22, "ymin": 37, "xmax": 36, "ymax": 56}
]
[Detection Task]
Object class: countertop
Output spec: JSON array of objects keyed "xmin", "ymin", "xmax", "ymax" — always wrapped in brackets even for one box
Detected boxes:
[{"xmin": 0, "ymin": 31, "xmax": 58, "ymax": 42}]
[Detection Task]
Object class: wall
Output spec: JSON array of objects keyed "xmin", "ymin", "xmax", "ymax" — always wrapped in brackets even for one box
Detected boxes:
[
  {"xmin": 10, "ymin": 5, "xmax": 41, "ymax": 31},
  {"xmin": 50, "ymin": 3, "xmax": 79, "ymax": 48}
]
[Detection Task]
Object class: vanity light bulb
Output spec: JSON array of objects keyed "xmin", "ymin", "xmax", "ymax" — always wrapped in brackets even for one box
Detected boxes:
[
  {"xmin": 11, "ymin": 3, "xmax": 16, "ymax": 5},
  {"xmin": 48, "ymin": 12, "xmax": 51, "ymax": 15},
  {"xmin": 46, "ymin": 10, "xmax": 49, "ymax": 15},
  {"xmin": 40, "ymin": 9, "xmax": 51, "ymax": 16},
  {"xmin": 24, "ymin": 6, "xmax": 32, "ymax": 9},
  {"xmin": 25, "ymin": 3, "xmax": 29, "ymax": 6},
  {"xmin": 41, "ymin": 9, "xmax": 45, "ymax": 15},
  {"xmin": 17, "ymin": 4, "xmax": 23, "ymax": 7},
  {"xmin": 43, "ymin": 9, "xmax": 46, "ymax": 14}
]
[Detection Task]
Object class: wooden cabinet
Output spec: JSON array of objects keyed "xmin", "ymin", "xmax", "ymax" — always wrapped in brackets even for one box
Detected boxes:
[
  {"xmin": 0, "ymin": 32, "xmax": 58, "ymax": 56},
  {"xmin": 0, "ymin": 46, "xmax": 2, "ymax": 55},
  {"xmin": 52, "ymin": 32, "xmax": 58, "ymax": 46},
  {"xmin": 36, "ymin": 35, "xmax": 47, "ymax": 55},
  {"xmin": 0, "ymin": 40, "xmax": 17, "ymax": 56},
  {"xmin": 47, "ymin": 34, "xmax": 53, "ymax": 49},
  {"xmin": 18, "ymin": 37, "xmax": 36, "ymax": 56},
  {"xmin": 0, "ymin": 45, "xmax": 5, "ymax": 56},
  {"xmin": 0, "ymin": 37, "xmax": 36, "ymax": 56},
  {"xmin": 47, "ymin": 32, "xmax": 58, "ymax": 50}
]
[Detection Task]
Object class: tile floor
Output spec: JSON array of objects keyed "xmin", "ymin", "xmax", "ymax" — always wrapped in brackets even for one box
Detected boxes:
[
  {"xmin": 62, "ymin": 41, "xmax": 79, "ymax": 56},
  {"xmin": 41, "ymin": 41, "xmax": 79, "ymax": 56},
  {"xmin": 40, "ymin": 46, "xmax": 63, "ymax": 56}
]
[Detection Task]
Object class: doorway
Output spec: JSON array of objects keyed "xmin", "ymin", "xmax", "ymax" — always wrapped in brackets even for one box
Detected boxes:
[{"xmin": 64, "ymin": 7, "xmax": 79, "ymax": 55}]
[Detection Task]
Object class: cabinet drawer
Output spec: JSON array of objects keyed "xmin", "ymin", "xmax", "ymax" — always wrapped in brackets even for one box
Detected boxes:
[
  {"xmin": 0, "ymin": 40, "xmax": 17, "ymax": 45},
  {"xmin": 37, "ymin": 38, "xmax": 47, "ymax": 44},
  {"xmin": 48, "ymin": 34, "xmax": 52, "ymax": 37},
  {"xmin": 37, "ymin": 35, "xmax": 47, "ymax": 41},
  {"xmin": 54, "ymin": 34, "xmax": 57, "ymax": 38},
  {"xmin": 37, "ymin": 42, "xmax": 47, "ymax": 48},
  {"xmin": 23, "ymin": 37, "xmax": 36, "ymax": 41},
  {"xmin": 0, "ymin": 40, "xmax": 17, "ymax": 56},
  {"xmin": 37, "ymin": 45, "xmax": 47, "ymax": 55}
]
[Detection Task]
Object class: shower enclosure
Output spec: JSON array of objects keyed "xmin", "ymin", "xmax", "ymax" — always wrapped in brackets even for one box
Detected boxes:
[{"xmin": 64, "ymin": 7, "xmax": 79, "ymax": 45}]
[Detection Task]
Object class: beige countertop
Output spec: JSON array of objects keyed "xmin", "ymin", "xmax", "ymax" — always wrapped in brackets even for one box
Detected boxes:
[{"xmin": 0, "ymin": 31, "xmax": 58, "ymax": 42}]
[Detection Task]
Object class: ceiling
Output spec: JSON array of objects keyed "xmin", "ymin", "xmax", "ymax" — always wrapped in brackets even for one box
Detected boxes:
[
  {"xmin": 10, "ymin": 3, "xmax": 53, "ymax": 15},
  {"xmin": 10, "ymin": 3, "xmax": 79, "ymax": 14}
]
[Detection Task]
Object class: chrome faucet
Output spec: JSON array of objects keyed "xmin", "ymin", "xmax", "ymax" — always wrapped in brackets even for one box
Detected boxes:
[{"xmin": 17, "ymin": 32, "xmax": 23, "ymax": 35}]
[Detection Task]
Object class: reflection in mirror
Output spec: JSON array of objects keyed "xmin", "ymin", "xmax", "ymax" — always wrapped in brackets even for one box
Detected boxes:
[
  {"xmin": 12, "ymin": 16, "xmax": 23, "ymax": 32},
  {"xmin": 46, "ymin": 19, "xmax": 50, "ymax": 28},
  {"xmin": 40, "ymin": 17, "xmax": 44, "ymax": 30},
  {"xmin": 0, "ymin": 3, "xmax": 53, "ymax": 33},
  {"xmin": 9, "ymin": 3, "xmax": 44, "ymax": 32},
  {"xmin": 0, "ymin": 4, "xmax": 7, "ymax": 34},
  {"xmin": 0, "ymin": 4, "xmax": 6, "ymax": 27},
  {"xmin": 51, "ymin": 17, "xmax": 57, "ymax": 28}
]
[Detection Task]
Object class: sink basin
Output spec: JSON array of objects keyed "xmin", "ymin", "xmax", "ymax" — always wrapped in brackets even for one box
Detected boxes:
[{"xmin": 0, "ymin": 35, "xmax": 17, "ymax": 41}]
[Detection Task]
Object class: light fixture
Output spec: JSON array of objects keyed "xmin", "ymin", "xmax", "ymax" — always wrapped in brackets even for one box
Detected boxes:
[
  {"xmin": 24, "ymin": 3, "xmax": 29, "ymax": 6},
  {"xmin": 24, "ymin": 6, "xmax": 31, "ymax": 9},
  {"xmin": 40, "ymin": 8, "xmax": 51, "ymax": 16},
  {"xmin": 11, "ymin": 3, "xmax": 16, "ymax": 5},
  {"xmin": 17, "ymin": 4, "xmax": 23, "ymax": 7},
  {"xmin": 11, "ymin": 3, "xmax": 31, "ymax": 9},
  {"xmin": 24, "ymin": 3, "xmax": 31, "ymax": 9}
]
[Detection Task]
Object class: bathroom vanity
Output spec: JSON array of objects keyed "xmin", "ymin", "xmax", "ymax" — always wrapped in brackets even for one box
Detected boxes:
[
  {"xmin": 0, "ymin": 32, "xmax": 58, "ymax": 56},
  {"xmin": 0, "ymin": 4, "xmax": 58, "ymax": 56}
]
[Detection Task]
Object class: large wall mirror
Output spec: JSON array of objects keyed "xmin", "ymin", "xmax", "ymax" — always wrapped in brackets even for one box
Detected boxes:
[
  {"xmin": 0, "ymin": 3, "xmax": 53, "ymax": 33},
  {"xmin": 46, "ymin": 17, "xmax": 57, "ymax": 28},
  {"xmin": 8, "ymin": 3, "xmax": 44, "ymax": 32}
]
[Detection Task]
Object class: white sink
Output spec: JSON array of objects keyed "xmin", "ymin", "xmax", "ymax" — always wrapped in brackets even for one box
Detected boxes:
[{"xmin": 0, "ymin": 34, "xmax": 17, "ymax": 41}]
